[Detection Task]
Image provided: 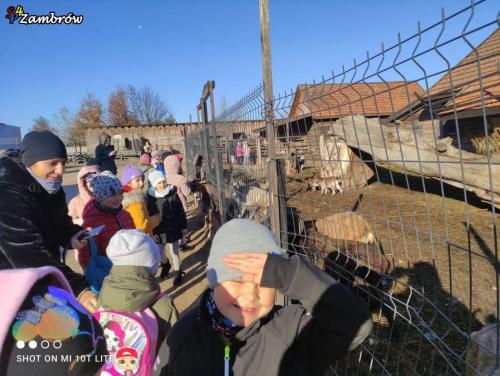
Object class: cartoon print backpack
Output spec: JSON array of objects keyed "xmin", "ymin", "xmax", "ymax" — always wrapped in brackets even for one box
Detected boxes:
[
  {"xmin": 0, "ymin": 267, "xmax": 107, "ymax": 375},
  {"xmin": 93, "ymin": 296, "xmax": 164, "ymax": 376}
]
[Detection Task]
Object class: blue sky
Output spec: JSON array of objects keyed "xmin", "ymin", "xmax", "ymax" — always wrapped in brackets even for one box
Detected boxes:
[{"xmin": 1, "ymin": 0, "xmax": 497, "ymax": 135}]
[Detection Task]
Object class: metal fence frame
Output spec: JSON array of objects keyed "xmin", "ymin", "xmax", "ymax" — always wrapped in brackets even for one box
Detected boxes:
[{"xmin": 185, "ymin": 1, "xmax": 499, "ymax": 374}]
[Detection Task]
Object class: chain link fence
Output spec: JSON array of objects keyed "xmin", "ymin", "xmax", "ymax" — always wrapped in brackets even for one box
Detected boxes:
[{"xmin": 185, "ymin": 1, "xmax": 499, "ymax": 374}]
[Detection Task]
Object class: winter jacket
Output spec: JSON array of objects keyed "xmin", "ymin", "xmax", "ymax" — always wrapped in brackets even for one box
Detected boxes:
[
  {"xmin": 68, "ymin": 165, "xmax": 100, "ymax": 225},
  {"xmin": 164, "ymin": 255, "xmax": 373, "ymax": 376},
  {"xmin": 79, "ymin": 200, "xmax": 135, "ymax": 269},
  {"xmin": 140, "ymin": 165, "xmax": 155, "ymax": 193},
  {"xmin": 146, "ymin": 187, "xmax": 187, "ymax": 244},
  {"xmin": 164, "ymin": 155, "xmax": 191, "ymax": 212},
  {"xmin": 122, "ymin": 190, "xmax": 160, "ymax": 236},
  {"xmin": 98, "ymin": 265, "xmax": 178, "ymax": 331},
  {"xmin": 95, "ymin": 134, "xmax": 117, "ymax": 175},
  {"xmin": 0, "ymin": 152, "xmax": 88, "ymax": 296},
  {"xmin": 155, "ymin": 163, "xmax": 166, "ymax": 175},
  {"xmin": 235, "ymin": 143, "xmax": 243, "ymax": 157}
]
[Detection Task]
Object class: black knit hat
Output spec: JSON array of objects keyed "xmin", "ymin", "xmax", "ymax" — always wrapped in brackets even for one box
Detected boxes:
[{"xmin": 20, "ymin": 131, "xmax": 67, "ymax": 167}]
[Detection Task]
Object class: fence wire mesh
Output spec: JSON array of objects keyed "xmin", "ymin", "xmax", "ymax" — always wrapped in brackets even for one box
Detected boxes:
[{"xmin": 185, "ymin": 1, "xmax": 499, "ymax": 374}]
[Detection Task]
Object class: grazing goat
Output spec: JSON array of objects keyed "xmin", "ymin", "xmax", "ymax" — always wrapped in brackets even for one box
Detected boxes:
[
  {"xmin": 304, "ymin": 172, "xmax": 343, "ymax": 195},
  {"xmin": 312, "ymin": 212, "xmax": 376, "ymax": 244},
  {"xmin": 304, "ymin": 212, "xmax": 397, "ymax": 339},
  {"xmin": 466, "ymin": 323, "xmax": 500, "ymax": 376}
]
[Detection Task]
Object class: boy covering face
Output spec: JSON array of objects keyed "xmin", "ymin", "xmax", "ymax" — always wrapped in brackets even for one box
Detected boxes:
[{"xmin": 164, "ymin": 219, "xmax": 373, "ymax": 376}]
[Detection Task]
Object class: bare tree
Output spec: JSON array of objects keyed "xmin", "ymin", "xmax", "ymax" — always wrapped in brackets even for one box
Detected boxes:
[
  {"xmin": 31, "ymin": 116, "xmax": 59, "ymax": 134},
  {"xmin": 53, "ymin": 107, "xmax": 85, "ymax": 153},
  {"xmin": 107, "ymin": 87, "xmax": 139, "ymax": 127},
  {"xmin": 127, "ymin": 85, "xmax": 175, "ymax": 125}
]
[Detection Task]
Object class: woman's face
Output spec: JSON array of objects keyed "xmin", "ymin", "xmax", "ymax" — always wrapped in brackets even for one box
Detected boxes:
[
  {"xmin": 105, "ymin": 137, "xmax": 111, "ymax": 145},
  {"xmin": 128, "ymin": 176, "xmax": 144, "ymax": 190},
  {"xmin": 30, "ymin": 158, "xmax": 66, "ymax": 180},
  {"xmin": 100, "ymin": 191, "xmax": 123, "ymax": 208}
]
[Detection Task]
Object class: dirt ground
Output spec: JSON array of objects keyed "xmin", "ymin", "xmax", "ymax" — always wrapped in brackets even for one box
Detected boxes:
[
  {"xmin": 62, "ymin": 159, "xmax": 498, "ymax": 374},
  {"xmin": 285, "ymin": 164, "xmax": 499, "ymax": 375},
  {"xmin": 63, "ymin": 160, "xmax": 210, "ymax": 315}
]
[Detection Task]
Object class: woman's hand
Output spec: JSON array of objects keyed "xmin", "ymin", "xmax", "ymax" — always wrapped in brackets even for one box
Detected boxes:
[
  {"xmin": 77, "ymin": 289, "xmax": 98, "ymax": 313},
  {"xmin": 71, "ymin": 230, "xmax": 88, "ymax": 250},
  {"xmin": 223, "ymin": 253, "xmax": 268, "ymax": 284}
]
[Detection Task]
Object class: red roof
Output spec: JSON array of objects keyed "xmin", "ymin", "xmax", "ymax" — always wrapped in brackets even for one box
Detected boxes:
[
  {"xmin": 429, "ymin": 28, "xmax": 500, "ymax": 115},
  {"xmin": 288, "ymin": 82, "xmax": 425, "ymax": 120}
]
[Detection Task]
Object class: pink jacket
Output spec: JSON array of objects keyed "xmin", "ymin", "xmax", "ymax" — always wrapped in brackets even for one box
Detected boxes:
[
  {"xmin": 236, "ymin": 144, "xmax": 243, "ymax": 157},
  {"xmin": 68, "ymin": 165, "xmax": 100, "ymax": 225},
  {"xmin": 164, "ymin": 155, "xmax": 191, "ymax": 211}
]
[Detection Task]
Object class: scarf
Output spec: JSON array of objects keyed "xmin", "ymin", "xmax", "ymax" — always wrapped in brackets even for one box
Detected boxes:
[
  {"xmin": 95, "ymin": 200, "xmax": 123, "ymax": 215},
  {"xmin": 147, "ymin": 185, "xmax": 173, "ymax": 199},
  {"xmin": 205, "ymin": 290, "xmax": 242, "ymax": 338},
  {"xmin": 27, "ymin": 168, "xmax": 62, "ymax": 195}
]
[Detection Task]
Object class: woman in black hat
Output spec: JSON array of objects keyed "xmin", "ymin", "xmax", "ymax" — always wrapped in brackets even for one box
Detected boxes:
[
  {"xmin": 95, "ymin": 132, "xmax": 117, "ymax": 175},
  {"xmin": 0, "ymin": 131, "xmax": 97, "ymax": 312}
]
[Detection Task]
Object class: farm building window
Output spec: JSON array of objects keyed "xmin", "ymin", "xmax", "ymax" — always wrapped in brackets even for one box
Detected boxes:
[
  {"xmin": 232, "ymin": 132, "xmax": 245, "ymax": 140},
  {"xmin": 124, "ymin": 138, "xmax": 132, "ymax": 150}
]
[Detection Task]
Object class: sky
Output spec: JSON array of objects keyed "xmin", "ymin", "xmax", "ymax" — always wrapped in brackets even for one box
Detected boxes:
[{"xmin": 0, "ymin": 0, "xmax": 498, "ymax": 135}]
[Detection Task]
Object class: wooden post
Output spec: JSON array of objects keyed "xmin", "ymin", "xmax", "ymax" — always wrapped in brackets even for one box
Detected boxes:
[
  {"xmin": 259, "ymin": 0, "xmax": 281, "ymax": 241},
  {"xmin": 256, "ymin": 137, "xmax": 262, "ymax": 165},
  {"xmin": 208, "ymin": 81, "xmax": 226, "ymax": 224}
]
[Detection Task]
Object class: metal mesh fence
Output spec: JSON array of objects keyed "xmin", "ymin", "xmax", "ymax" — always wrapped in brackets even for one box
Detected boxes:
[{"xmin": 185, "ymin": 2, "xmax": 499, "ymax": 374}]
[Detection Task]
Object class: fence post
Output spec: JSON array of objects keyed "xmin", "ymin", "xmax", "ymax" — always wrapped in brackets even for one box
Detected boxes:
[
  {"xmin": 208, "ymin": 82, "xmax": 226, "ymax": 224},
  {"xmin": 259, "ymin": 0, "xmax": 281, "ymax": 242}
]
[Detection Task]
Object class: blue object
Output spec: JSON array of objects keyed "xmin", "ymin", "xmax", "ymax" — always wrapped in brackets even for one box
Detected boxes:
[{"xmin": 84, "ymin": 238, "xmax": 112, "ymax": 293}]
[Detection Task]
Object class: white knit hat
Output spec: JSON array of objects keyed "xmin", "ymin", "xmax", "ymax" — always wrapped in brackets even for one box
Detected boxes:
[
  {"xmin": 148, "ymin": 170, "xmax": 166, "ymax": 189},
  {"xmin": 106, "ymin": 229, "xmax": 161, "ymax": 275}
]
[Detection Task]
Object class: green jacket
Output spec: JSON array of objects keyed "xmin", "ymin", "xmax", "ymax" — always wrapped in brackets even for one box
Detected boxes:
[
  {"xmin": 98, "ymin": 265, "xmax": 178, "ymax": 332},
  {"xmin": 140, "ymin": 166, "xmax": 155, "ymax": 193}
]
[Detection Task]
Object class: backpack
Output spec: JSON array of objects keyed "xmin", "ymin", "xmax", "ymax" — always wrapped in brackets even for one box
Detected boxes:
[
  {"xmin": 85, "ymin": 238, "xmax": 113, "ymax": 293},
  {"xmin": 93, "ymin": 295, "xmax": 164, "ymax": 376},
  {"xmin": 0, "ymin": 267, "xmax": 107, "ymax": 375}
]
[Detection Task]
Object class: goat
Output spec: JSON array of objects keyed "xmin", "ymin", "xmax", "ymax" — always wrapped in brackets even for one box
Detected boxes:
[
  {"xmin": 466, "ymin": 323, "xmax": 500, "ymax": 375},
  {"xmin": 303, "ymin": 212, "xmax": 398, "ymax": 340},
  {"xmin": 312, "ymin": 212, "xmax": 376, "ymax": 244},
  {"xmin": 304, "ymin": 172, "xmax": 343, "ymax": 195}
]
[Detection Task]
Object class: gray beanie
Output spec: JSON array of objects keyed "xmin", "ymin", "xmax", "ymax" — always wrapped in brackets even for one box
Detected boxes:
[
  {"xmin": 207, "ymin": 219, "xmax": 283, "ymax": 287},
  {"xmin": 106, "ymin": 229, "xmax": 161, "ymax": 276}
]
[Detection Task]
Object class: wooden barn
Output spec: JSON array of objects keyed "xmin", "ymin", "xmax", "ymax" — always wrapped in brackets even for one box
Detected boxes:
[
  {"xmin": 388, "ymin": 28, "xmax": 500, "ymax": 155},
  {"xmin": 268, "ymin": 81, "xmax": 425, "ymax": 161}
]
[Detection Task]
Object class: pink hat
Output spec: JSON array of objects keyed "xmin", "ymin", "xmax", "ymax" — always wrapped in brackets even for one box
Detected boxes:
[{"xmin": 140, "ymin": 154, "xmax": 151, "ymax": 165}]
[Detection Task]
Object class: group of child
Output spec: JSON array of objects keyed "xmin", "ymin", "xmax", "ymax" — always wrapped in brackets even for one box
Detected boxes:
[
  {"xmin": 69, "ymin": 150, "xmax": 190, "ymax": 287},
  {"xmin": 62, "ymin": 147, "xmax": 372, "ymax": 375}
]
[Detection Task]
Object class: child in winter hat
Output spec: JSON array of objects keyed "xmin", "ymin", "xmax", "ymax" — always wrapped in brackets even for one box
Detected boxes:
[
  {"xmin": 120, "ymin": 165, "xmax": 160, "ymax": 236},
  {"xmin": 145, "ymin": 170, "xmax": 187, "ymax": 285},
  {"xmin": 98, "ymin": 229, "xmax": 178, "ymax": 349},
  {"xmin": 164, "ymin": 219, "xmax": 373, "ymax": 376},
  {"xmin": 90, "ymin": 175, "xmax": 122, "ymax": 202},
  {"xmin": 105, "ymin": 229, "xmax": 161, "ymax": 275},
  {"xmin": 139, "ymin": 154, "xmax": 154, "ymax": 193},
  {"xmin": 79, "ymin": 176, "xmax": 134, "ymax": 269}
]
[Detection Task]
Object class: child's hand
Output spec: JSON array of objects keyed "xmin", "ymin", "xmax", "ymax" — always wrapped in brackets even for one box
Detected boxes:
[
  {"xmin": 223, "ymin": 253, "xmax": 268, "ymax": 284},
  {"xmin": 71, "ymin": 230, "xmax": 88, "ymax": 250}
]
